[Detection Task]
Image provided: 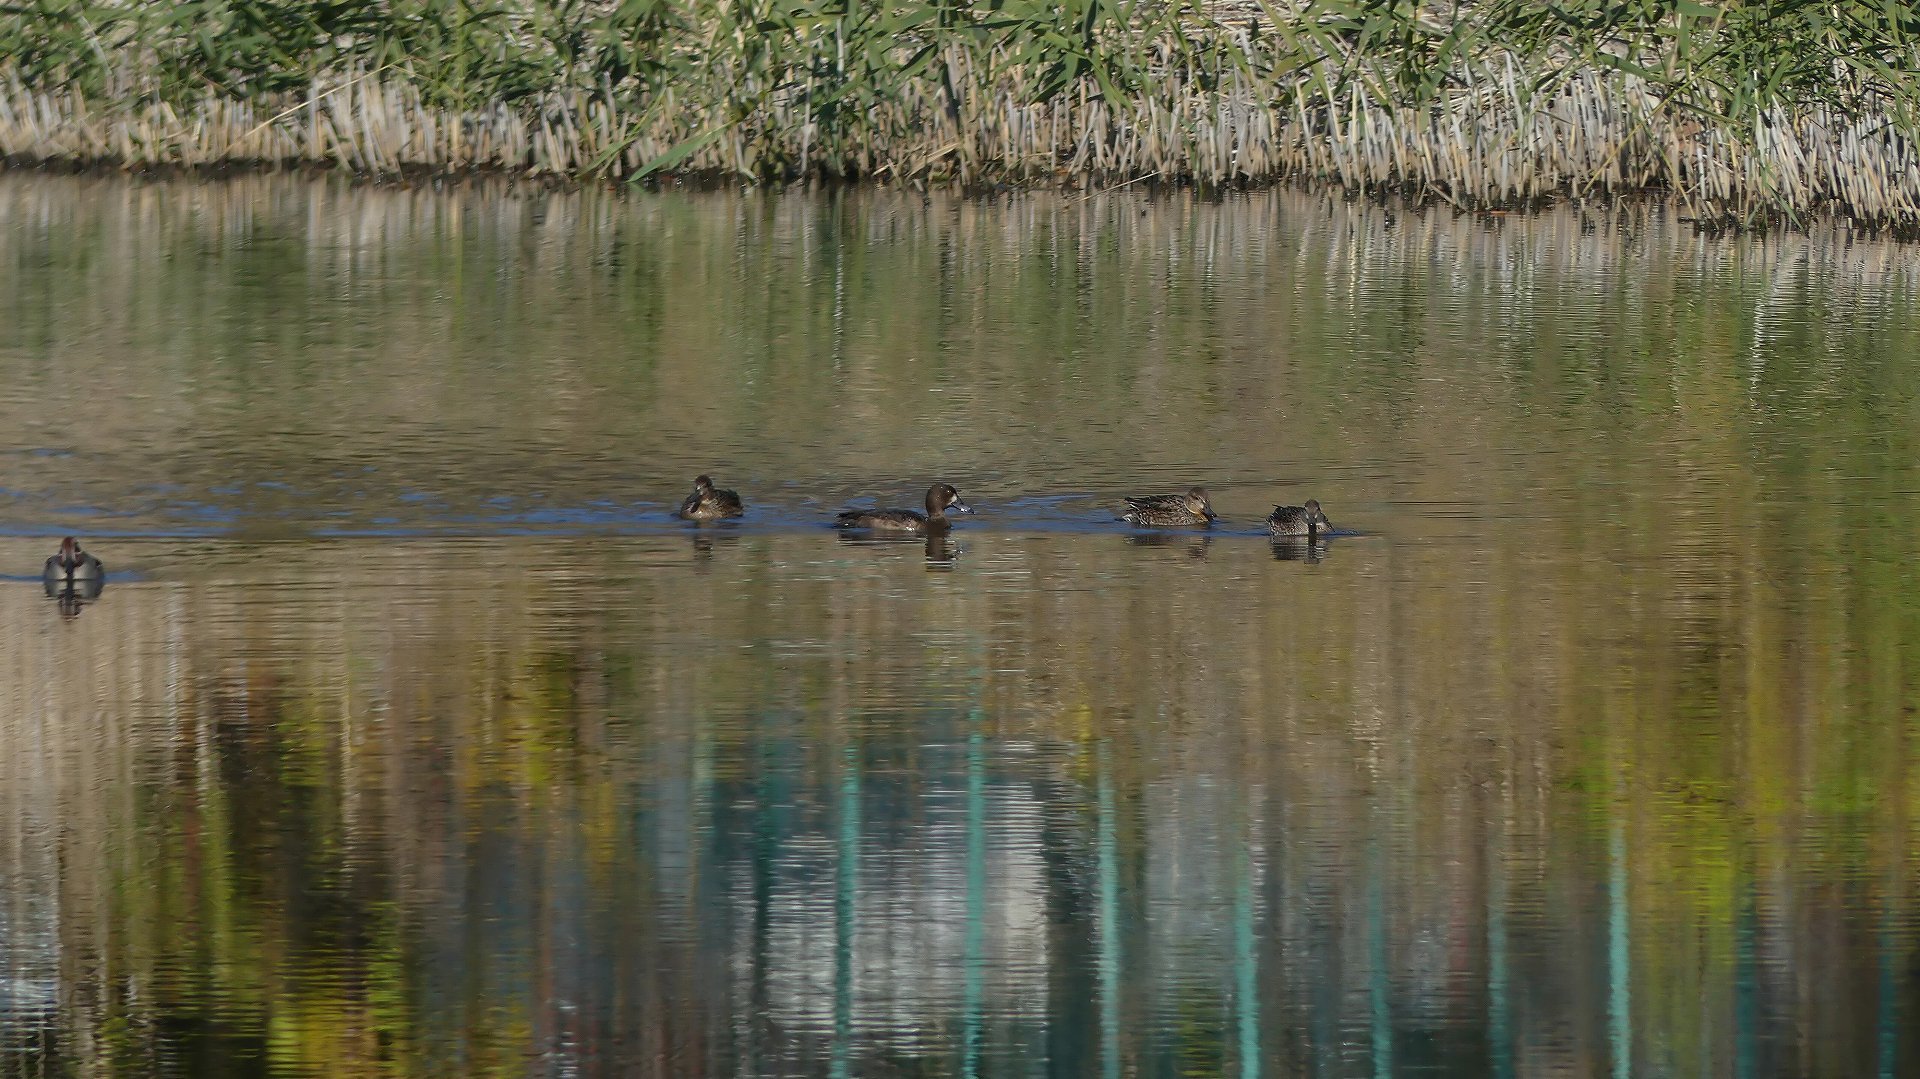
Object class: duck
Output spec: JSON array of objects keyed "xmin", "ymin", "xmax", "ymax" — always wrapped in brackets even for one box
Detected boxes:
[
  {"xmin": 676, "ymin": 474, "xmax": 744, "ymax": 520},
  {"xmin": 43, "ymin": 536, "xmax": 105, "ymax": 583},
  {"xmin": 1266, "ymin": 499, "xmax": 1331, "ymax": 537},
  {"xmin": 835, "ymin": 483, "xmax": 971, "ymax": 533},
  {"xmin": 1119, "ymin": 486, "xmax": 1216, "ymax": 528}
]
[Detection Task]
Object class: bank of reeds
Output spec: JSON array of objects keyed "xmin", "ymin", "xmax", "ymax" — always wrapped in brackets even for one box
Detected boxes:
[{"xmin": 5, "ymin": 2, "xmax": 1920, "ymax": 227}]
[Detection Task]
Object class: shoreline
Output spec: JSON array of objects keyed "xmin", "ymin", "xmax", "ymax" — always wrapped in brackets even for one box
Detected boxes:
[
  {"xmin": 6, "ymin": 74, "xmax": 1918, "ymax": 237},
  {"xmin": 6, "ymin": 3, "xmax": 1920, "ymax": 232},
  {"xmin": 7, "ymin": 169, "xmax": 1917, "ymax": 299},
  {"xmin": 6, "ymin": 151, "xmax": 1919, "ymax": 243}
]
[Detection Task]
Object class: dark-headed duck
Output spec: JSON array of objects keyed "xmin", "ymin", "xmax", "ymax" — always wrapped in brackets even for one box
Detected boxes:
[
  {"xmin": 676, "ymin": 474, "xmax": 744, "ymax": 520},
  {"xmin": 1267, "ymin": 500, "xmax": 1331, "ymax": 537},
  {"xmin": 1120, "ymin": 486, "xmax": 1215, "ymax": 528},
  {"xmin": 43, "ymin": 536, "xmax": 104, "ymax": 583},
  {"xmin": 835, "ymin": 483, "xmax": 971, "ymax": 534}
]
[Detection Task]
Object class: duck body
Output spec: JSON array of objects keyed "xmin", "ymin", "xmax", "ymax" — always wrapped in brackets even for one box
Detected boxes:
[
  {"xmin": 835, "ymin": 508, "xmax": 935, "ymax": 533},
  {"xmin": 835, "ymin": 483, "xmax": 971, "ymax": 535},
  {"xmin": 43, "ymin": 536, "xmax": 104, "ymax": 583},
  {"xmin": 1267, "ymin": 499, "xmax": 1332, "ymax": 537},
  {"xmin": 676, "ymin": 475, "xmax": 744, "ymax": 520},
  {"xmin": 1120, "ymin": 486, "xmax": 1216, "ymax": 528}
]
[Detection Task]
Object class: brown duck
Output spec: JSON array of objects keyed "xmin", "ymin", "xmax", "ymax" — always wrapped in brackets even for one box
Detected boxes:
[
  {"xmin": 676, "ymin": 475, "xmax": 744, "ymax": 520},
  {"xmin": 1119, "ymin": 486, "xmax": 1216, "ymax": 528},
  {"xmin": 42, "ymin": 536, "xmax": 104, "ymax": 584},
  {"xmin": 1266, "ymin": 500, "xmax": 1331, "ymax": 537},
  {"xmin": 835, "ymin": 484, "xmax": 972, "ymax": 534}
]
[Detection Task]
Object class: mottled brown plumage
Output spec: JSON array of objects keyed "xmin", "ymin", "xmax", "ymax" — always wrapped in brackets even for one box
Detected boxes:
[
  {"xmin": 1120, "ymin": 486, "xmax": 1215, "ymax": 528},
  {"xmin": 676, "ymin": 474, "xmax": 744, "ymax": 520},
  {"xmin": 1266, "ymin": 499, "xmax": 1331, "ymax": 537}
]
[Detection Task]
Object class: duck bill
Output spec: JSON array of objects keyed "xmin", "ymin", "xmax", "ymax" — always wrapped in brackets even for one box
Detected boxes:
[{"xmin": 948, "ymin": 498, "xmax": 974, "ymax": 515}]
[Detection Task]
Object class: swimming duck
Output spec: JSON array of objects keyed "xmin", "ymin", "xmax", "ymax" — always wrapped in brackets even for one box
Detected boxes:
[
  {"xmin": 43, "ymin": 536, "xmax": 105, "ymax": 583},
  {"xmin": 676, "ymin": 474, "xmax": 744, "ymax": 520},
  {"xmin": 1120, "ymin": 486, "xmax": 1216, "ymax": 528},
  {"xmin": 835, "ymin": 483, "xmax": 971, "ymax": 534},
  {"xmin": 1266, "ymin": 500, "xmax": 1331, "ymax": 537}
]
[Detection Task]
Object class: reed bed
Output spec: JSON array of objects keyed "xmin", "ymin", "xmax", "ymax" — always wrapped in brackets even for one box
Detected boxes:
[{"xmin": 5, "ymin": 1, "xmax": 1920, "ymax": 228}]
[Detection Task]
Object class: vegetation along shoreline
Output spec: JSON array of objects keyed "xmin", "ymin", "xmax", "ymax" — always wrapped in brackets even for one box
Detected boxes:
[{"xmin": 6, "ymin": 1, "xmax": 1920, "ymax": 231}]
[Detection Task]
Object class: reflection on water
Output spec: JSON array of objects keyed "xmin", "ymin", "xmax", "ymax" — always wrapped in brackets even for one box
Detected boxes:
[
  {"xmin": 3, "ymin": 174, "xmax": 1920, "ymax": 1077},
  {"xmin": 834, "ymin": 528, "xmax": 965, "ymax": 571},
  {"xmin": 1268, "ymin": 536, "xmax": 1326, "ymax": 563},
  {"xmin": 1125, "ymin": 530, "xmax": 1216, "ymax": 560},
  {"xmin": 41, "ymin": 574, "xmax": 105, "ymax": 618}
]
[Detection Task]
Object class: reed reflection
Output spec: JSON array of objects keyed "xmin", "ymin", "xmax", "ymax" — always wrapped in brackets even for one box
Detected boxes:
[
  {"xmin": 0, "ymin": 519, "xmax": 1912, "ymax": 1077},
  {"xmin": 1, "ymin": 173, "xmax": 1918, "ymax": 1079}
]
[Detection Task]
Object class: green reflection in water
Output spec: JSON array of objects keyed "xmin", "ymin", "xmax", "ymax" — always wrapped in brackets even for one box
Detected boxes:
[
  {"xmin": 963, "ymin": 722, "xmax": 985, "ymax": 1079},
  {"xmin": 1097, "ymin": 739, "xmax": 1121, "ymax": 1079},
  {"xmin": 832, "ymin": 743, "xmax": 858, "ymax": 1079},
  {"xmin": 0, "ymin": 173, "xmax": 1917, "ymax": 1077},
  {"xmin": 1611, "ymin": 815, "xmax": 1631, "ymax": 1079}
]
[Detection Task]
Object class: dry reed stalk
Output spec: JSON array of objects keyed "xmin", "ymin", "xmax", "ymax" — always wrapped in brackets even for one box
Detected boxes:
[{"xmin": 4, "ymin": 34, "xmax": 1920, "ymax": 229}]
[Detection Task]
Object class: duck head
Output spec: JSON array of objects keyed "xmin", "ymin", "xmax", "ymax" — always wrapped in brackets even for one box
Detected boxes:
[
  {"xmin": 927, "ymin": 483, "xmax": 972, "ymax": 517},
  {"xmin": 1185, "ymin": 486, "xmax": 1217, "ymax": 522},
  {"xmin": 1303, "ymin": 499, "xmax": 1331, "ymax": 533}
]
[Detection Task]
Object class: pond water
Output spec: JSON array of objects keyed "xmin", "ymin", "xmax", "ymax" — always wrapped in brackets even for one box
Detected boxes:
[{"xmin": 2, "ymin": 173, "xmax": 1919, "ymax": 1078}]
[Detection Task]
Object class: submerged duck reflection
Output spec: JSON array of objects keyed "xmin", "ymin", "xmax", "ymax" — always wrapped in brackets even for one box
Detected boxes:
[
  {"xmin": 1270, "ymin": 536, "xmax": 1329, "ymax": 563},
  {"xmin": 688, "ymin": 522, "xmax": 743, "ymax": 565},
  {"xmin": 1125, "ymin": 530, "xmax": 1213, "ymax": 560},
  {"xmin": 835, "ymin": 528, "xmax": 963, "ymax": 569},
  {"xmin": 44, "ymin": 572, "xmax": 105, "ymax": 618}
]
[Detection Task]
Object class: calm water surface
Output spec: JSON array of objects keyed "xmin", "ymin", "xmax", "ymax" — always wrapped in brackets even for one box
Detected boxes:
[{"xmin": 3, "ymin": 174, "xmax": 1919, "ymax": 1077}]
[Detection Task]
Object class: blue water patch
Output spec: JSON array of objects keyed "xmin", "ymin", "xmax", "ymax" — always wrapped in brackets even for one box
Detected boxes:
[{"xmin": 172, "ymin": 501, "xmax": 242, "ymax": 522}]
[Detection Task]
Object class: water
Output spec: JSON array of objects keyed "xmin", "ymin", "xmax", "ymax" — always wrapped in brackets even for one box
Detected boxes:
[{"xmin": 2, "ymin": 174, "xmax": 1919, "ymax": 1078}]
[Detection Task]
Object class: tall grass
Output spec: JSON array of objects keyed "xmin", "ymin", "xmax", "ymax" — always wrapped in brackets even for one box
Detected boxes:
[{"xmin": 4, "ymin": 2, "xmax": 1920, "ymax": 227}]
